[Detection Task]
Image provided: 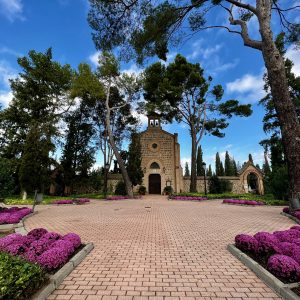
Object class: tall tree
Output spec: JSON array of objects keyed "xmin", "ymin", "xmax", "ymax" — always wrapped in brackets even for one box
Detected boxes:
[
  {"xmin": 215, "ymin": 152, "xmax": 222, "ymax": 176},
  {"xmin": 207, "ymin": 164, "xmax": 213, "ymax": 177},
  {"xmin": 196, "ymin": 146, "xmax": 205, "ymax": 176},
  {"xmin": 88, "ymin": 0, "xmax": 300, "ymax": 206},
  {"xmin": 225, "ymin": 151, "xmax": 234, "ymax": 176},
  {"xmin": 184, "ymin": 162, "xmax": 190, "ymax": 177},
  {"xmin": 232, "ymin": 158, "xmax": 238, "ymax": 176},
  {"xmin": 0, "ymin": 49, "xmax": 73, "ymax": 196},
  {"xmin": 97, "ymin": 52, "xmax": 140, "ymax": 197},
  {"xmin": 143, "ymin": 55, "xmax": 251, "ymax": 192},
  {"xmin": 127, "ymin": 132, "xmax": 144, "ymax": 187}
]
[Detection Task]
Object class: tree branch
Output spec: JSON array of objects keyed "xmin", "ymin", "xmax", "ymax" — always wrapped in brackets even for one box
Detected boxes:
[{"xmin": 225, "ymin": 0, "xmax": 257, "ymax": 15}]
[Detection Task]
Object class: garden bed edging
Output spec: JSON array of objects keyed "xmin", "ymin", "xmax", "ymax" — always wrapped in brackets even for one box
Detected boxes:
[{"xmin": 227, "ymin": 244, "xmax": 300, "ymax": 300}]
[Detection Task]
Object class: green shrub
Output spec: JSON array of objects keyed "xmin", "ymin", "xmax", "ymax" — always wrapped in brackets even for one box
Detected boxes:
[
  {"xmin": 163, "ymin": 186, "xmax": 173, "ymax": 195},
  {"xmin": 209, "ymin": 175, "xmax": 232, "ymax": 194},
  {"xmin": 114, "ymin": 181, "xmax": 127, "ymax": 195},
  {"xmin": 138, "ymin": 185, "xmax": 146, "ymax": 195},
  {"xmin": 270, "ymin": 166, "xmax": 288, "ymax": 200},
  {"xmin": 0, "ymin": 252, "xmax": 46, "ymax": 300}
]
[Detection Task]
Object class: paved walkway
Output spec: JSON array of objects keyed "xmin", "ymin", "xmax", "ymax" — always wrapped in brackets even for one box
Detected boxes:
[{"xmin": 25, "ymin": 196, "xmax": 294, "ymax": 300}]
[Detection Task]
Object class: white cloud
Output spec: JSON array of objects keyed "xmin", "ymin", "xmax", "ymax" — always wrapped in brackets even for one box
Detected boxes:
[
  {"xmin": 0, "ymin": 91, "xmax": 13, "ymax": 107},
  {"xmin": 213, "ymin": 59, "xmax": 239, "ymax": 73},
  {"xmin": 89, "ymin": 51, "xmax": 100, "ymax": 67},
  {"xmin": 122, "ymin": 64, "xmax": 143, "ymax": 76},
  {"xmin": 286, "ymin": 46, "xmax": 300, "ymax": 76},
  {"xmin": 0, "ymin": 60, "xmax": 17, "ymax": 88},
  {"xmin": 0, "ymin": 46, "xmax": 22, "ymax": 57},
  {"xmin": 226, "ymin": 70, "xmax": 265, "ymax": 103},
  {"xmin": 0, "ymin": 0, "xmax": 24, "ymax": 22},
  {"xmin": 187, "ymin": 40, "xmax": 223, "ymax": 60}
]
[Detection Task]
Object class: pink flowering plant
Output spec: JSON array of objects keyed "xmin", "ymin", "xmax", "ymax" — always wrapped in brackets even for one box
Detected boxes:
[
  {"xmin": 283, "ymin": 207, "xmax": 300, "ymax": 221},
  {"xmin": 223, "ymin": 199, "xmax": 264, "ymax": 206},
  {"xmin": 0, "ymin": 228, "xmax": 82, "ymax": 272},
  {"xmin": 169, "ymin": 196, "xmax": 208, "ymax": 201},
  {"xmin": 234, "ymin": 226, "xmax": 300, "ymax": 283},
  {"xmin": 0, "ymin": 207, "xmax": 32, "ymax": 224}
]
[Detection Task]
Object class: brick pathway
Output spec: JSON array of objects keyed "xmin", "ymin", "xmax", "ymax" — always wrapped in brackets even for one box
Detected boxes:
[{"xmin": 25, "ymin": 196, "xmax": 293, "ymax": 300}]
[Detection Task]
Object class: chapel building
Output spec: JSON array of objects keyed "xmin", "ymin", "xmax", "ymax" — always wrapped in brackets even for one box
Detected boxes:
[{"xmin": 139, "ymin": 114, "xmax": 183, "ymax": 194}]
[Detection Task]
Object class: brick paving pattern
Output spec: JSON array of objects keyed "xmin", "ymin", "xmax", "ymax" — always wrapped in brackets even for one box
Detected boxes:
[{"xmin": 25, "ymin": 196, "xmax": 293, "ymax": 299}]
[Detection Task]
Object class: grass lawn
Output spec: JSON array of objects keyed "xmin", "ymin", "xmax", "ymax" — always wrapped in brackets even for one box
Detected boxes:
[{"xmin": 3, "ymin": 193, "xmax": 106, "ymax": 205}]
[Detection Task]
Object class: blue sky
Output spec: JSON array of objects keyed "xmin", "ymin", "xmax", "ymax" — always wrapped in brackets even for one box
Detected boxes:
[{"xmin": 0, "ymin": 0, "xmax": 299, "ymax": 170}]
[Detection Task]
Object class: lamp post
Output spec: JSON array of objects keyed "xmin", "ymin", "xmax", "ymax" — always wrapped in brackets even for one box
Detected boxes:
[
  {"xmin": 104, "ymin": 162, "xmax": 110, "ymax": 199},
  {"xmin": 202, "ymin": 162, "xmax": 207, "ymax": 196}
]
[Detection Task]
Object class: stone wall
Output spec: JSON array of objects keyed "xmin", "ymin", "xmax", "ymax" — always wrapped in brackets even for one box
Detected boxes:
[{"xmin": 182, "ymin": 176, "xmax": 245, "ymax": 194}]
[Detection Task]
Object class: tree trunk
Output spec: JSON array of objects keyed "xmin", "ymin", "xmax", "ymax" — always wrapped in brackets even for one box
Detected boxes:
[
  {"xmin": 190, "ymin": 128, "xmax": 197, "ymax": 193},
  {"xmin": 105, "ymin": 84, "xmax": 134, "ymax": 198},
  {"xmin": 257, "ymin": 0, "xmax": 300, "ymax": 207}
]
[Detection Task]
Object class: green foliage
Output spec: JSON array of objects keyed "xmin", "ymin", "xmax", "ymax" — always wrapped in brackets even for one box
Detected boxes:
[
  {"xmin": 270, "ymin": 166, "xmax": 289, "ymax": 200},
  {"xmin": 163, "ymin": 186, "xmax": 173, "ymax": 195},
  {"xmin": 196, "ymin": 146, "xmax": 205, "ymax": 176},
  {"xmin": 209, "ymin": 175, "xmax": 233, "ymax": 194},
  {"xmin": 207, "ymin": 164, "xmax": 213, "ymax": 177},
  {"xmin": 87, "ymin": 169, "xmax": 103, "ymax": 191},
  {"xmin": 184, "ymin": 162, "xmax": 190, "ymax": 177},
  {"xmin": 114, "ymin": 181, "xmax": 127, "ymax": 195},
  {"xmin": 138, "ymin": 185, "xmax": 146, "ymax": 195},
  {"xmin": 0, "ymin": 157, "xmax": 15, "ymax": 197},
  {"xmin": 248, "ymin": 153, "xmax": 254, "ymax": 164},
  {"xmin": 215, "ymin": 152, "xmax": 225, "ymax": 176},
  {"xmin": 127, "ymin": 132, "xmax": 144, "ymax": 186},
  {"xmin": 0, "ymin": 252, "xmax": 46, "ymax": 300},
  {"xmin": 0, "ymin": 48, "xmax": 73, "ymax": 194}
]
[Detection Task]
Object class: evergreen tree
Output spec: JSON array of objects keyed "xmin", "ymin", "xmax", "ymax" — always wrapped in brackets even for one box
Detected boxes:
[
  {"xmin": 127, "ymin": 132, "xmax": 144, "ymax": 187},
  {"xmin": 220, "ymin": 161, "xmax": 225, "ymax": 176},
  {"xmin": 184, "ymin": 162, "xmax": 190, "ymax": 177},
  {"xmin": 0, "ymin": 49, "xmax": 73, "ymax": 195},
  {"xmin": 207, "ymin": 165, "xmax": 213, "ymax": 177},
  {"xmin": 248, "ymin": 154, "xmax": 254, "ymax": 164},
  {"xmin": 196, "ymin": 146, "xmax": 205, "ymax": 176},
  {"xmin": 232, "ymin": 159, "xmax": 238, "ymax": 176},
  {"xmin": 215, "ymin": 153, "xmax": 222, "ymax": 176},
  {"xmin": 224, "ymin": 151, "xmax": 234, "ymax": 176}
]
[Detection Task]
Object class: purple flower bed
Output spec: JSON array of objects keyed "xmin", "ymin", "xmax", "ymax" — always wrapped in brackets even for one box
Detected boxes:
[
  {"xmin": 169, "ymin": 196, "xmax": 208, "ymax": 201},
  {"xmin": 106, "ymin": 196, "xmax": 130, "ymax": 200},
  {"xmin": 0, "ymin": 228, "xmax": 82, "ymax": 271},
  {"xmin": 234, "ymin": 226, "xmax": 300, "ymax": 282},
  {"xmin": 52, "ymin": 198, "xmax": 91, "ymax": 205},
  {"xmin": 0, "ymin": 207, "xmax": 33, "ymax": 225},
  {"xmin": 282, "ymin": 207, "xmax": 300, "ymax": 221},
  {"xmin": 223, "ymin": 199, "xmax": 264, "ymax": 206}
]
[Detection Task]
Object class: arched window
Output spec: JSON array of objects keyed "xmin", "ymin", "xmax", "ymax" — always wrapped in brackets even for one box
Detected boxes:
[
  {"xmin": 150, "ymin": 119, "xmax": 154, "ymax": 127},
  {"xmin": 150, "ymin": 162, "xmax": 160, "ymax": 169}
]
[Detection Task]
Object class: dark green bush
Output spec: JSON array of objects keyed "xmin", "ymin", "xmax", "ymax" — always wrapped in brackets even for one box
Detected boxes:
[
  {"xmin": 209, "ymin": 175, "xmax": 232, "ymax": 194},
  {"xmin": 270, "ymin": 166, "xmax": 288, "ymax": 200},
  {"xmin": 163, "ymin": 186, "xmax": 173, "ymax": 195},
  {"xmin": 0, "ymin": 252, "xmax": 46, "ymax": 300},
  {"xmin": 138, "ymin": 185, "xmax": 146, "ymax": 195},
  {"xmin": 114, "ymin": 181, "xmax": 127, "ymax": 195}
]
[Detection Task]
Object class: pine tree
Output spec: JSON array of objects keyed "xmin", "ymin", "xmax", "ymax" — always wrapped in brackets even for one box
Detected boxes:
[
  {"xmin": 248, "ymin": 154, "xmax": 254, "ymax": 164},
  {"xmin": 127, "ymin": 132, "xmax": 144, "ymax": 186},
  {"xmin": 196, "ymin": 146, "xmax": 205, "ymax": 176},
  {"xmin": 184, "ymin": 162, "xmax": 190, "ymax": 177},
  {"xmin": 207, "ymin": 165, "xmax": 213, "ymax": 177}
]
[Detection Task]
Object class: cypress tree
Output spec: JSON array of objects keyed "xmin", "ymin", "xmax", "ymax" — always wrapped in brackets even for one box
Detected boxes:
[
  {"xmin": 196, "ymin": 146, "xmax": 205, "ymax": 176},
  {"xmin": 232, "ymin": 159, "xmax": 238, "ymax": 176},
  {"xmin": 184, "ymin": 162, "xmax": 190, "ymax": 177},
  {"xmin": 220, "ymin": 161, "xmax": 225, "ymax": 176},
  {"xmin": 215, "ymin": 152, "xmax": 222, "ymax": 176},
  {"xmin": 225, "ymin": 151, "xmax": 233, "ymax": 176},
  {"xmin": 207, "ymin": 164, "xmax": 213, "ymax": 177}
]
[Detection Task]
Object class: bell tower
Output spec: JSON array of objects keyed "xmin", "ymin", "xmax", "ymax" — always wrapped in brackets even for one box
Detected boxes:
[{"xmin": 147, "ymin": 113, "xmax": 161, "ymax": 129}]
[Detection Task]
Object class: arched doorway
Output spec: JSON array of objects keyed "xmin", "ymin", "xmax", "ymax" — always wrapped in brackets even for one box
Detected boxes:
[
  {"xmin": 149, "ymin": 174, "xmax": 161, "ymax": 194},
  {"xmin": 247, "ymin": 172, "xmax": 259, "ymax": 194}
]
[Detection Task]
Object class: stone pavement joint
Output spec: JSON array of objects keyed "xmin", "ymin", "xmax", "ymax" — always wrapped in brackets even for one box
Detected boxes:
[{"xmin": 25, "ymin": 196, "xmax": 294, "ymax": 299}]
